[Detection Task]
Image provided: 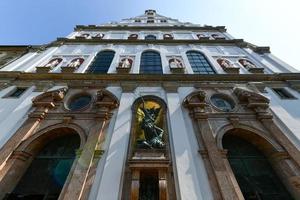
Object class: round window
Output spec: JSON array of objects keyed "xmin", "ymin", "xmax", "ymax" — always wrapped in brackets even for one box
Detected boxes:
[
  {"xmin": 211, "ymin": 94, "xmax": 234, "ymax": 112},
  {"xmin": 69, "ymin": 95, "xmax": 92, "ymax": 111}
]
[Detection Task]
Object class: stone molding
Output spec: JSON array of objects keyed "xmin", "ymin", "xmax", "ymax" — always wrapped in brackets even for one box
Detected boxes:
[
  {"xmin": 1, "ymin": 72, "xmax": 300, "ymax": 83},
  {"xmin": 32, "ymin": 87, "xmax": 68, "ymax": 108}
]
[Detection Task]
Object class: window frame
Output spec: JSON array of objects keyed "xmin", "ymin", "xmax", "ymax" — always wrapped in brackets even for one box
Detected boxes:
[
  {"xmin": 86, "ymin": 50, "xmax": 115, "ymax": 73},
  {"xmin": 186, "ymin": 50, "xmax": 216, "ymax": 74},
  {"xmin": 140, "ymin": 50, "xmax": 163, "ymax": 74},
  {"xmin": 272, "ymin": 88, "xmax": 297, "ymax": 100},
  {"xmin": 3, "ymin": 87, "xmax": 28, "ymax": 99}
]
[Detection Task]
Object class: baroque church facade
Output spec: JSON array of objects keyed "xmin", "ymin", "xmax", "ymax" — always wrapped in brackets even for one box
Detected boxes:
[{"xmin": 0, "ymin": 9, "xmax": 300, "ymax": 200}]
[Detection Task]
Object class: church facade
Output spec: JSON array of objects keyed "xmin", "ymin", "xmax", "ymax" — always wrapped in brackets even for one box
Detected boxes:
[{"xmin": 0, "ymin": 10, "xmax": 300, "ymax": 200}]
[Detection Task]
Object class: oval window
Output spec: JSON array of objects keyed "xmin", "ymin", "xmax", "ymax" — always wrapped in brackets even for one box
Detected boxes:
[
  {"xmin": 69, "ymin": 95, "xmax": 92, "ymax": 111},
  {"xmin": 211, "ymin": 94, "xmax": 234, "ymax": 112}
]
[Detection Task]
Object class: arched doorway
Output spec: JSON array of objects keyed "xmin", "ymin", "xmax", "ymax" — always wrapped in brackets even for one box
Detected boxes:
[
  {"xmin": 5, "ymin": 134, "xmax": 80, "ymax": 199},
  {"xmin": 223, "ymin": 134, "xmax": 293, "ymax": 200}
]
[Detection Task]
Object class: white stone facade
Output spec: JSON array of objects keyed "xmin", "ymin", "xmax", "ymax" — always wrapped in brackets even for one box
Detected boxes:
[{"xmin": 0, "ymin": 10, "xmax": 300, "ymax": 200}]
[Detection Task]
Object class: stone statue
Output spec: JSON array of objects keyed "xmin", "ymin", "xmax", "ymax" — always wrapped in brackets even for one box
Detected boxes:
[
  {"xmin": 121, "ymin": 58, "xmax": 131, "ymax": 68},
  {"xmin": 169, "ymin": 59, "xmax": 183, "ymax": 68},
  {"xmin": 241, "ymin": 59, "xmax": 256, "ymax": 69},
  {"xmin": 45, "ymin": 59, "xmax": 60, "ymax": 68},
  {"xmin": 137, "ymin": 101, "xmax": 165, "ymax": 149},
  {"xmin": 68, "ymin": 58, "xmax": 82, "ymax": 68},
  {"xmin": 95, "ymin": 33, "xmax": 104, "ymax": 38},
  {"xmin": 219, "ymin": 59, "xmax": 231, "ymax": 68}
]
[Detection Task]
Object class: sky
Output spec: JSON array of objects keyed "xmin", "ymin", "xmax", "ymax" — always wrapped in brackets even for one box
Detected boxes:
[{"xmin": 0, "ymin": 0, "xmax": 299, "ymax": 70}]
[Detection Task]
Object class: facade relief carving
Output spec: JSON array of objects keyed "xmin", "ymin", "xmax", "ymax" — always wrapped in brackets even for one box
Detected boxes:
[{"xmin": 117, "ymin": 57, "xmax": 134, "ymax": 73}]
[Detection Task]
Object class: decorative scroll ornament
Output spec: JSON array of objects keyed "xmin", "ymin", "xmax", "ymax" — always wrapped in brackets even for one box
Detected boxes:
[
  {"xmin": 32, "ymin": 87, "xmax": 68, "ymax": 108},
  {"xmin": 234, "ymin": 87, "xmax": 270, "ymax": 110},
  {"xmin": 95, "ymin": 89, "xmax": 119, "ymax": 110}
]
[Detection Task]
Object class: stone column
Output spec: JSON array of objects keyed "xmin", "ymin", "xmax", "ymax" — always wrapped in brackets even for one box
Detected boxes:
[
  {"xmin": 59, "ymin": 119, "xmax": 108, "ymax": 200},
  {"xmin": 159, "ymin": 169, "xmax": 167, "ymax": 200},
  {"xmin": 183, "ymin": 90, "xmax": 242, "ymax": 200},
  {"xmin": 0, "ymin": 151, "xmax": 33, "ymax": 199},
  {"xmin": 0, "ymin": 109, "xmax": 46, "ymax": 166},
  {"xmin": 131, "ymin": 170, "xmax": 140, "ymax": 200},
  {"xmin": 166, "ymin": 92, "xmax": 207, "ymax": 200},
  {"xmin": 258, "ymin": 114, "xmax": 300, "ymax": 167},
  {"xmin": 96, "ymin": 92, "xmax": 134, "ymax": 200},
  {"xmin": 60, "ymin": 90, "xmax": 119, "ymax": 200},
  {"xmin": 195, "ymin": 116, "xmax": 241, "ymax": 200}
]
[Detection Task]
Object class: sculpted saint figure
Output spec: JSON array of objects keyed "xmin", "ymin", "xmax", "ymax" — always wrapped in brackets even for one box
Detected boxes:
[
  {"xmin": 219, "ymin": 59, "xmax": 231, "ymax": 68},
  {"xmin": 121, "ymin": 58, "xmax": 131, "ymax": 68},
  {"xmin": 45, "ymin": 59, "xmax": 61, "ymax": 68},
  {"xmin": 68, "ymin": 58, "xmax": 82, "ymax": 68},
  {"xmin": 169, "ymin": 59, "xmax": 183, "ymax": 68},
  {"xmin": 241, "ymin": 59, "xmax": 256, "ymax": 69},
  {"xmin": 137, "ymin": 101, "xmax": 165, "ymax": 149}
]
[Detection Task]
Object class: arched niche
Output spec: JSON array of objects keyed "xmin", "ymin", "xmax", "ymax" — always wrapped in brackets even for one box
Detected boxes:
[
  {"xmin": 130, "ymin": 95, "xmax": 168, "ymax": 153},
  {"xmin": 2, "ymin": 127, "xmax": 82, "ymax": 199},
  {"xmin": 122, "ymin": 95, "xmax": 177, "ymax": 200},
  {"xmin": 222, "ymin": 128, "xmax": 297, "ymax": 200}
]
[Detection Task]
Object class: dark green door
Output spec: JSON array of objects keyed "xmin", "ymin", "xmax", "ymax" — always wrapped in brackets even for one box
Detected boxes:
[{"xmin": 223, "ymin": 135, "xmax": 293, "ymax": 200}]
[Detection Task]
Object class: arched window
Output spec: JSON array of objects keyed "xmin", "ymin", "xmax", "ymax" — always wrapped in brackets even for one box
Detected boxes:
[
  {"xmin": 140, "ymin": 51, "xmax": 163, "ymax": 74},
  {"xmin": 87, "ymin": 50, "xmax": 115, "ymax": 73},
  {"xmin": 145, "ymin": 35, "xmax": 157, "ymax": 40},
  {"xmin": 186, "ymin": 51, "xmax": 216, "ymax": 74},
  {"xmin": 223, "ymin": 134, "xmax": 292, "ymax": 200},
  {"xmin": 7, "ymin": 134, "xmax": 80, "ymax": 199}
]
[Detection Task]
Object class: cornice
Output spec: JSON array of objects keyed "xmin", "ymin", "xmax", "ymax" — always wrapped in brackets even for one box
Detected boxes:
[
  {"xmin": 0, "ymin": 72, "xmax": 299, "ymax": 83},
  {"xmin": 74, "ymin": 25, "xmax": 227, "ymax": 32},
  {"xmin": 51, "ymin": 38, "xmax": 245, "ymax": 47}
]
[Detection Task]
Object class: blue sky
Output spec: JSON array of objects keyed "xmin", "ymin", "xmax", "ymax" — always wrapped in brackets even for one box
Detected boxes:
[{"xmin": 1, "ymin": 0, "xmax": 299, "ymax": 69}]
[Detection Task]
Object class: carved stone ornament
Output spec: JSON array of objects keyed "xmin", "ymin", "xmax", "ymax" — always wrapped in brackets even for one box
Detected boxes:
[
  {"xmin": 95, "ymin": 89, "xmax": 120, "ymax": 110},
  {"xmin": 92, "ymin": 33, "xmax": 105, "ymax": 39},
  {"xmin": 197, "ymin": 33, "xmax": 210, "ymax": 40},
  {"xmin": 239, "ymin": 59, "xmax": 264, "ymax": 74},
  {"xmin": 61, "ymin": 58, "xmax": 84, "ymax": 73},
  {"xmin": 32, "ymin": 87, "xmax": 68, "ymax": 108},
  {"xmin": 36, "ymin": 58, "xmax": 63, "ymax": 73},
  {"xmin": 169, "ymin": 57, "xmax": 185, "ymax": 74},
  {"xmin": 233, "ymin": 87, "xmax": 270, "ymax": 110},
  {"xmin": 183, "ymin": 90, "xmax": 208, "ymax": 110},
  {"xmin": 117, "ymin": 57, "xmax": 133, "ymax": 73},
  {"xmin": 217, "ymin": 58, "xmax": 239, "ymax": 74}
]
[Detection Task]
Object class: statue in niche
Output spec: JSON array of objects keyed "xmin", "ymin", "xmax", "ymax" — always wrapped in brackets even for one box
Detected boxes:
[
  {"xmin": 94, "ymin": 33, "xmax": 105, "ymax": 38},
  {"xmin": 44, "ymin": 58, "xmax": 62, "ymax": 68},
  {"xmin": 136, "ymin": 99, "xmax": 165, "ymax": 149},
  {"xmin": 169, "ymin": 58, "xmax": 183, "ymax": 69},
  {"xmin": 119, "ymin": 58, "xmax": 132, "ymax": 68},
  {"xmin": 239, "ymin": 59, "xmax": 256, "ymax": 70},
  {"xmin": 217, "ymin": 58, "xmax": 232, "ymax": 69},
  {"xmin": 67, "ymin": 58, "xmax": 83, "ymax": 68}
]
